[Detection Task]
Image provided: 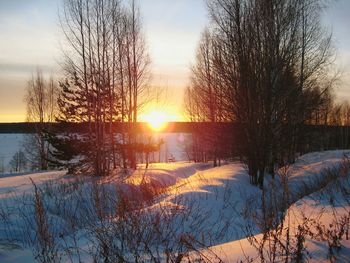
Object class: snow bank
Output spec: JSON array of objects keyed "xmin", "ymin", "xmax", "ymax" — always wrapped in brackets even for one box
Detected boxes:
[
  {"xmin": 0, "ymin": 150, "xmax": 349, "ymax": 262},
  {"xmin": 198, "ymin": 151, "xmax": 350, "ymax": 262},
  {"xmin": 126, "ymin": 161, "xmax": 213, "ymax": 187},
  {"xmin": 0, "ymin": 171, "xmax": 66, "ymax": 199}
]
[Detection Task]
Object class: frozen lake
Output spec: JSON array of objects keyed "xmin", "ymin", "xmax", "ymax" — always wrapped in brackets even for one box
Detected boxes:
[
  {"xmin": 0, "ymin": 134, "xmax": 25, "ymax": 173},
  {"xmin": 0, "ymin": 133, "xmax": 190, "ymax": 173}
]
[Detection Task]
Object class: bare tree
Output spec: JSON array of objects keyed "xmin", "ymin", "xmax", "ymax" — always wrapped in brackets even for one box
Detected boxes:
[
  {"xmin": 185, "ymin": 0, "xmax": 336, "ymax": 187},
  {"xmin": 9, "ymin": 151, "xmax": 27, "ymax": 173},
  {"xmin": 185, "ymin": 29, "xmax": 232, "ymax": 166},
  {"xmin": 23, "ymin": 69, "xmax": 58, "ymax": 170},
  {"xmin": 55, "ymin": 0, "xmax": 150, "ymax": 175}
]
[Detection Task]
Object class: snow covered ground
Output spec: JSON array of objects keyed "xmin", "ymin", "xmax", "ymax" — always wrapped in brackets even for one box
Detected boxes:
[
  {"xmin": 207, "ymin": 166, "xmax": 350, "ymax": 262},
  {"xmin": 0, "ymin": 150, "xmax": 349, "ymax": 262}
]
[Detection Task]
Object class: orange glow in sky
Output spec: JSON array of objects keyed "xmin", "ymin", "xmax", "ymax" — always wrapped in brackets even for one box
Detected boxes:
[
  {"xmin": 139, "ymin": 109, "xmax": 180, "ymax": 131},
  {"xmin": 0, "ymin": 1, "xmax": 349, "ymax": 122},
  {"xmin": 0, "ymin": 0, "xmax": 205, "ymax": 123}
]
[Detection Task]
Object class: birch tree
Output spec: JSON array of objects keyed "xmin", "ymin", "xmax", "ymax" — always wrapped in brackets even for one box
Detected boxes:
[
  {"xmin": 55, "ymin": 0, "xmax": 150, "ymax": 175},
  {"xmin": 24, "ymin": 69, "xmax": 58, "ymax": 170}
]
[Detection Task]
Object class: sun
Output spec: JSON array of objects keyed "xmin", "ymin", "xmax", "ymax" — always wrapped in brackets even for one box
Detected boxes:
[{"xmin": 143, "ymin": 111, "xmax": 168, "ymax": 131}]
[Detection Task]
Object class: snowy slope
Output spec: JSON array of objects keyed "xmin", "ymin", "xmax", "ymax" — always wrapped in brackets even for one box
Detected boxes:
[
  {"xmin": 126, "ymin": 161, "xmax": 213, "ymax": 187},
  {"xmin": 0, "ymin": 150, "xmax": 349, "ymax": 262},
  {"xmin": 0, "ymin": 170, "xmax": 66, "ymax": 198},
  {"xmin": 151, "ymin": 150, "xmax": 350, "ymax": 243},
  {"xmin": 0, "ymin": 170, "xmax": 67, "ymax": 263},
  {"xmin": 186, "ymin": 150, "xmax": 350, "ymax": 262},
  {"xmin": 206, "ymin": 174, "xmax": 350, "ymax": 262}
]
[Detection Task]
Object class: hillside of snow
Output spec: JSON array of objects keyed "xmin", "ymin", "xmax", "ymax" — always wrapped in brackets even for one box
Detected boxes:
[
  {"xmin": 0, "ymin": 150, "xmax": 349, "ymax": 262},
  {"xmin": 206, "ymin": 165, "xmax": 350, "ymax": 262}
]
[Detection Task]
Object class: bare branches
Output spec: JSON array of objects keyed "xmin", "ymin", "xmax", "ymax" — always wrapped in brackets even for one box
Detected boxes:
[
  {"xmin": 188, "ymin": 0, "xmax": 337, "ymax": 187},
  {"xmin": 23, "ymin": 69, "xmax": 58, "ymax": 171},
  {"xmin": 56, "ymin": 0, "xmax": 151, "ymax": 175}
]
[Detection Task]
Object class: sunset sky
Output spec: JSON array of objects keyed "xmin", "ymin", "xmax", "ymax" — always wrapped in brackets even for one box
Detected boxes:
[{"xmin": 0, "ymin": 0, "xmax": 349, "ymax": 122}]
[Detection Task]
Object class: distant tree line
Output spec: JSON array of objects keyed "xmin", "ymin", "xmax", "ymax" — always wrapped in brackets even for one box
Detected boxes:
[{"xmin": 184, "ymin": 0, "xmax": 342, "ymax": 187}]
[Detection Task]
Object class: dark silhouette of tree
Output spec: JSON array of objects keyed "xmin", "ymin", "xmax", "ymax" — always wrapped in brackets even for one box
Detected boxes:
[
  {"xmin": 185, "ymin": 0, "xmax": 336, "ymax": 187},
  {"xmin": 54, "ymin": 0, "xmax": 150, "ymax": 175}
]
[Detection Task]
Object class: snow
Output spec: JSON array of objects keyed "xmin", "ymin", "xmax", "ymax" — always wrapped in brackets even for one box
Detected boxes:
[
  {"xmin": 0, "ymin": 245, "xmax": 34, "ymax": 263},
  {"xmin": 206, "ymin": 174, "xmax": 350, "ymax": 262},
  {"xmin": 0, "ymin": 170, "xmax": 66, "ymax": 263},
  {"xmin": 126, "ymin": 161, "xmax": 213, "ymax": 187},
  {"xmin": 0, "ymin": 171, "xmax": 66, "ymax": 199},
  {"xmin": 0, "ymin": 149, "xmax": 349, "ymax": 262},
  {"xmin": 196, "ymin": 150, "xmax": 350, "ymax": 262}
]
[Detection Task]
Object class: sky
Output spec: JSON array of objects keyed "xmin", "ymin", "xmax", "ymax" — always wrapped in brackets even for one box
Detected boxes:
[{"xmin": 0, "ymin": 0, "xmax": 349, "ymax": 122}]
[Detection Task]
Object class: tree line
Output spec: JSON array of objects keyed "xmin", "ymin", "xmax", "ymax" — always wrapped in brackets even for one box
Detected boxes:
[
  {"xmin": 15, "ymin": 0, "xmax": 164, "ymax": 176},
  {"xmin": 184, "ymin": 0, "xmax": 340, "ymax": 188},
  {"xmin": 14, "ymin": 0, "xmax": 350, "ymax": 184}
]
